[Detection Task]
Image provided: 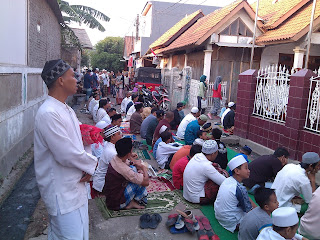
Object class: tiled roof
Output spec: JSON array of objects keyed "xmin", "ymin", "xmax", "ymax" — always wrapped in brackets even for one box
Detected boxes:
[
  {"xmin": 71, "ymin": 28, "xmax": 93, "ymax": 49},
  {"xmin": 256, "ymin": 1, "xmax": 320, "ymax": 44},
  {"xmin": 159, "ymin": 0, "xmax": 244, "ymax": 53},
  {"xmin": 251, "ymin": 0, "xmax": 310, "ymax": 29},
  {"xmin": 149, "ymin": 10, "xmax": 203, "ymax": 50}
]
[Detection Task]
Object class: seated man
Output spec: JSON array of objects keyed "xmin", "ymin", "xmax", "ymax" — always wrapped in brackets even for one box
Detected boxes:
[
  {"xmin": 211, "ymin": 128, "xmax": 228, "ymax": 169},
  {"xmin": 221, "ymin": 102, "xmax": 236, "ymax": 134},
  {"xmin": 214, "ymin": 155, "xmax": 254, "ymax": 233},
  {"xmin": 176, "ymin": 107, "xmax": 200, "ymax": 139},
  {"xmin": 145, "ymin": 110, "xmax": 164, "ymax": 146},
  {"xmin": 93, "ymin": 125, "xmax": 122, "ymax": 193},
  {"xmin": 169, "ymin": 145, "xmax": 191, "ymax": 170},
  {"xmin": 173, "ymin": 144, "xmax": 202, "ymax": 190},
  {"xmin": 152, "ymin": 125, "xmax": 168, "ymax": 160},
  {"xmin": 88, "ymin": 92, "xmax": 99, "ymax": 115},
  {"xmin": 125, "ymin": 94, "xmax": 139, "ymax": 121},
  {"xmin": 130, "ymin": 103, "xmax": 143, "ymax": 134},
  {"xmin": 121, "ymin": 91, "xmax": 131, "ymax": 113},
  {"xmin": 156, "ymin": 131, "xmax": 183, "ymax": 169},
  {"xmin": 111, "ymin": 113, "xmax": 122, "ymax": 127},
  {"xmin": 96, "ymin": 98, "xmax": 112, "ymax": 123},
  {"xmin": 153, "ymin": 111, "xmax": 174, "ymax": 144},
  {"xmin": 193, "ymin": 129, "xmax": 210, "ymax": 146},
  {"xmin": 140, "ymin": 107, "xmax": 157, "ymax": 139},
  {"xmin": 183, "ymin": 140, "xmax": 227, "ymax": 204},
  {"xmin": 101, "ymin": 107, "xmax": 116, "ymax": 125},
  {"xmin": 238, "ymin": 187, "xmax": 279, "ymax": 240},
  {"xmin": 103, "ymin": 138, "xmax": 149, "ymax": 210},
  {"xmin": 299, "ymin": 187, "xmax": 320, "ymax": 239},
  {"xmin": 272, "ymin": 152, "xmax": 320, "ymax": 209},
  {"xmin": 243, "ymin": 147, "xmax": 289, "ymax": 193},
  {"xmin": 170, "ymin": 102, "xmax": 183, "ymax": 130},
  {"xmin": 257, "ymin": 207, "xmax": 306, "ymax": 240},
  {"xmin": 184, "ymin": 114, "xmax": 207, "ymax": 145}
]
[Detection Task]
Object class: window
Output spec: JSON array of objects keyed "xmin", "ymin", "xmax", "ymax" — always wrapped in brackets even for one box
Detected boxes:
[{"xmin": 220, "ymin": 18, "xmax": 253, "ymax": 37}]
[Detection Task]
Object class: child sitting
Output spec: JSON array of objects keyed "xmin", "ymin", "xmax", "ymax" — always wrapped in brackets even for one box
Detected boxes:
[
  {"xmin": 214, "ymin": 155, "xmax": 255, "ymax": 232},
  {"xmin": 257, "ymin": 207, "xmax": 307, "ymax": 240},
  {"xmin": 238, "ymin": 187, "xmax": 279, "ymax": 240},
  {"xmin": 211, "ymin": 128, "xmax": 228, "ymax": 169},
  {"xmin": 156, "ymin": 131, "xmax": 182, "ymax": 169},
  {"xmin": 193, "ymin": 129, "xmax": 209, "ymax": 146}
]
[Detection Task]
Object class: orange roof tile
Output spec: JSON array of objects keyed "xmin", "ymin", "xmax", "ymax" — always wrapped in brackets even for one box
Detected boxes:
[
  {"xmin": 149, "ymin": 10, "xmax": 204, "ymax": 50},
  {"xmin": 256, "ymin": 1, "xmax": 320, "ymax": 44},
  {"xmin": 251, "ymin": 0, "xmax": 310, "ymax": 29},
  {"xmin": 159, "ymin": 0, "xmax": 244, "ymax": 53}
]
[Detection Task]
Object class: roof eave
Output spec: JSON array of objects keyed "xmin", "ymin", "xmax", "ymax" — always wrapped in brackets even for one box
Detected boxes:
[
  {"xmin": 195, "ymin": 1, "xmax": 265, "ymax": 46},
  {"xmin": 46, "ymin": 0, "xmax": 64, "ymax": 24}
]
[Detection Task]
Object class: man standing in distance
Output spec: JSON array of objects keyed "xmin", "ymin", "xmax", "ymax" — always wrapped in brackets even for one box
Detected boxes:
[{"xmin": 34, "ymin": 59, "xmax": 97, "ymax": 239}]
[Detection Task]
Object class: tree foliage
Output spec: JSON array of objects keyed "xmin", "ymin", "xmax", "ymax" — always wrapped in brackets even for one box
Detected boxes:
[
  {"xmin": 81, "ymin": 49, "xmax": 90, "ymax": 67},
  {"xmin": 58, "ymin": 0, "xmax": 110, "ymax": 32},
  {"xmin": 90, "ymin": 37, "xmax": 125, "ymax": 72}
]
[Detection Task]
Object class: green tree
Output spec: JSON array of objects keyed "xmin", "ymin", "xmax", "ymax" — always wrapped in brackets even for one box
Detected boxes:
[
  {"xmin": 81, "ymin": 49, "xmax": 90, "ymax": 67},
  {"xmin": 90, "ymin": 37, "xmax": 125, "ymax": 72},
  {"xmin": 58, "ymin": 0, "xmax": 110, "ymax": 31}
]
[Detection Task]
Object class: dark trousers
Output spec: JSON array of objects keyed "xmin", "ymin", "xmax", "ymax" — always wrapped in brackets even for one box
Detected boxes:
[{"xmin": 197, "ymin": 96, "xmax": 205, "ymax": 114}]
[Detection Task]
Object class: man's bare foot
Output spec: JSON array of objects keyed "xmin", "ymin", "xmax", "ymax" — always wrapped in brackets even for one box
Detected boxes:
[{"xmin": 125, "ymin": 200, "xmax": 145, "ymax": 209}]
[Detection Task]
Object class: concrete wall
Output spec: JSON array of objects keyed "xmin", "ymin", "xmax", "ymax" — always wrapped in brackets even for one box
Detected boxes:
[
  {"xmin": 28, "ymin": 0, "xmax": 61, "ymax": 68},
  {"xmin": 0, "ymin": 0, "xmax": 61, "ymax": 178}
]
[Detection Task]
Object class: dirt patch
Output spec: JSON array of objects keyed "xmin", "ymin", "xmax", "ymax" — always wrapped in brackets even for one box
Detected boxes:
[{"xmin": 24, "ymin": 199, "xmax": 48, "ymax": 240}]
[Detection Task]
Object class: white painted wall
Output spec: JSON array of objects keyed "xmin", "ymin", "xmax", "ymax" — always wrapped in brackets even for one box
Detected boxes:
[{"xmin": 0, "ymin": 0, "xmax": 27, "ymax": 65}]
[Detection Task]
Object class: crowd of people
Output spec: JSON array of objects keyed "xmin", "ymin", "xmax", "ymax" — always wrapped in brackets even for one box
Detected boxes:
[{"xmin": 34, "ymin": 60, "xmax": 319, "ymax": 240}]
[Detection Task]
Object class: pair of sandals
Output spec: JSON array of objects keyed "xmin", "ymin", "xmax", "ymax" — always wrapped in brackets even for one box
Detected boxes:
[
  {"xmin": 196, "ymin": 216, "xmax": 220, "ymax": 240},
  {"xmin": 166, "ymin": 214, "xmax": 219, "ymax": 240},
  {"xmin": 139, "ymin": 213, "xmax": 162, "ymax": 229}
]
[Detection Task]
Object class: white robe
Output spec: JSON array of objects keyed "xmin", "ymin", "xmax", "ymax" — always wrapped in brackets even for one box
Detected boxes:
[
  {"xmin": 96, "ymin": 108, "xmax": 107, "ymax": 123},
  {"xmin": 34, "ymin": 96, "xmax": 97, "ymax": 216},
  {"xmin": 176, "ymin": 113, "xmax": 196, "ymax": 139},
  {"xmin": 257, "ymin": 227, "xmax": 303, "ymax": 240}
]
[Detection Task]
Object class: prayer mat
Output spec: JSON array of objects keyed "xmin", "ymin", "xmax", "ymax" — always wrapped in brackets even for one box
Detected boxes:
[
  {"xmin": 95, "ymin": 190, "xmax": 200, "ymax": 219},
  {"xmin": 146, "ymin": 177, "xmax": 173, "ymax": 193},
  {"xmin": 123, "ymin": 134, "xmax": 137, "ymax": 140},
  {"xmin": 120, "ymin": 122, "xmax": 130, "ymax": 134},
  {"xmin": 134, "ymin": 149, "xmax": 151, "ymax": 160}
]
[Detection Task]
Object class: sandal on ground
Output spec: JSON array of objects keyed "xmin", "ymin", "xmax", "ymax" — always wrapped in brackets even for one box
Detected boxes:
[
  {"xmin": 184, "ymin": 218, "xmax": 196, "ymax": 234},
  {"xmin": 166, "ymin": 214, "xmax": 178, "ymax": 227},
  {"xmin": 197, "ymin": 230, "xmax": 209, "ymax": 240},
  {"xmin": 149, "ymin": 213, "xmax": 162, "ymax": 229},
  {"xmin": 139, "ymin": 213, "xmax": 151, "ymax": 229},
  {"xmin": 206, "ymin": 230, "xmax": 220, "ymax": 240},
  {"xmin": 200, "ymin": 216, "xmax": 212, "ymax": 231},
  {"xmin": 175, "ymin": 215, "xmax": 185, "ymax": 229}
]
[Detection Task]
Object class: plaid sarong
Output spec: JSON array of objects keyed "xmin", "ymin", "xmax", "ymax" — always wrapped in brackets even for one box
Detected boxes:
[{"xmin": 119, "ymin": 166, "xmax": 148, "ymax": 209}]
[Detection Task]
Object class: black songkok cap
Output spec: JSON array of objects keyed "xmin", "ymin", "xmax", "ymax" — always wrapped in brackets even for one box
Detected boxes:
[{"xmin": 41, "ymin": 59, "xmax": 71, "ymax": 87}]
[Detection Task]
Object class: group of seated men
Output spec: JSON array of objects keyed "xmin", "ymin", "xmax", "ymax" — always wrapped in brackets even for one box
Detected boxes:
[{"xmin": 86, "ymin": 91, "xmax": 319, "ymax": 240}]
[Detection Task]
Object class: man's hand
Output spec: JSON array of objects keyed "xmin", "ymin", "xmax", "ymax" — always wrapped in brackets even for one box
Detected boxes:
[{"xmin": 80, "ymin": 173, "xmax": 92, "ymax": 182}]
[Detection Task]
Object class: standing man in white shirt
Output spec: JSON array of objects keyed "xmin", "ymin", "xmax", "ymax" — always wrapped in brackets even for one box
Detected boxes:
[
  {"xmin": 34, "ymin": 59, "xmax": 97, "ymax": 239},
  {"xmin": 176, "ymin": 107, "xmax": 200, "ymax": 139}
]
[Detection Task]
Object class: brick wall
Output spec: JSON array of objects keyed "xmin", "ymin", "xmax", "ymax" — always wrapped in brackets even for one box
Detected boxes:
[
  {"xmin": 28, "ymin": 0, "xmax": 61, "ymax": 68},
  {"xmin": 235, "ymin": 69, "xmax": 320, "ymax": 160}
]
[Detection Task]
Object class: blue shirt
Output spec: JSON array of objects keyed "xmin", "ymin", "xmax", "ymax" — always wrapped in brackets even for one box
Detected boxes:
[
  {"xmin": 184, "ymin": 120, "xmax": 200, "ymax": 145},
  {"xmin": 83, "ymin": 73, "xmax": 92, "ymax": 89},
  {"xmin": 140, "ymin": 114, "xmax": 156, "ymax": 139},
  {"xmin": 153, "ymin": 138, "xmax": 162, "ymax": 159}
]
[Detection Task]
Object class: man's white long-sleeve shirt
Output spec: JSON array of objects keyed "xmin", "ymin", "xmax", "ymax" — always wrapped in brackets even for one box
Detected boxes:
[{"xmin": 34, "ymin": 96, "xmax": 97, "ymax": 216}]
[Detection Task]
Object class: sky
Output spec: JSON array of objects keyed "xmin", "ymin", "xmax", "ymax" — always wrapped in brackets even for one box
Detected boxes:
[{"xmin": 67, "ymin": 0, "xmax": 256, "ymax": 46}]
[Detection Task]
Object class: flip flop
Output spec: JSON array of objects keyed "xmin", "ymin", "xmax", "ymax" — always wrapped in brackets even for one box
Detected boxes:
[
  {"xmin": 195, "ymin": 216, "xmax": 204, "ymax": 230},
  {"xmin": 206, "ymin": 230, "xmax": 220, "ymax": 240},
  {"xmin": 197, "ymin": 230, "xmax": 209, "ymax": 240},
  {"xmin": 166, "ymin": 214, "xmax": 178, "ymax": 227},
  {"xmin": 139, "ymin": 213, "xmax": 151, "ymax": 229},
  {"xmin": 200, "ymin": 216, "xmax": 212, "ymax": 231},
  {"xmin": 170, "ymin": 225, "xmax": 189, "ymax": 234},
  {"xmin": 175, "ymin": 215, "xmax": 185, "ymax": 229},
  {"xmin": 149, "ymin": 213, "xmax": 162, "ymax": 229},
  {"xmin": 184, "ymin": 218, "xmax": 196, "ymax": 234}
]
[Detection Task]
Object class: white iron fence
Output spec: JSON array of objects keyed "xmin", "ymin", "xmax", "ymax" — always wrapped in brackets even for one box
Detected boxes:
[
  {"xmin": 253, "ymin": 65, "xmax": 291, "ymax": 123},
  {"xmin": 305, "ymin": 70, "xmax": 320, "ymax": 133},
  {"xmin": 188, "ymin": 79, "xmax": 227, "ymax": 109}
]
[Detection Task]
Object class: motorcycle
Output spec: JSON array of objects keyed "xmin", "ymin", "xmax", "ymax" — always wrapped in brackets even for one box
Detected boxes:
[
  {"xmin": 140, "ymin": 86, "xmax": 154, "ymax": 108},
  {"xmin": 152, "ymin": 85, "xmax": 170, "ymax": 111}
]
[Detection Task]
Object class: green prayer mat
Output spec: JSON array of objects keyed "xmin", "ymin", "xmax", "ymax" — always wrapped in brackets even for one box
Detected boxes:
[
  {"xmin": 96, "ymin": 190, "xmax": 200, "ymax": 219},
  {"xmin": 134, "ymin": 149, "xmax": 151, "ymax": 160}
]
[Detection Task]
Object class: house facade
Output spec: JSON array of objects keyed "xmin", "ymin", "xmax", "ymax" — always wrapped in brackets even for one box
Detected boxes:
[
  {"xmin": 123, "ymin": 1, "xmax": 219, "ymax": 68},
  {"xmin": 148, "ymin": 0, "xmax": 320, "ymax": 105},
  {"xmin": 0, "ymin": 0, "xmax": 63, "ymax": 178}
]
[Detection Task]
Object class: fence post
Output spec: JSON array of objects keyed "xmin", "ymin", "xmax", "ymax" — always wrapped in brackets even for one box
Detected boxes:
[
  {"xmin": 234, "ymin": 69, "xmax": 258, "ymax": 139},
  {"xmin": 285, "ymin": 69, "xmax": 316, "ymax": 159}
]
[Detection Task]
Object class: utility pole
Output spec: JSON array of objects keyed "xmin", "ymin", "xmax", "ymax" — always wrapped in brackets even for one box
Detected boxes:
[
  {"xmin": 135, "ymin": 14, "xmax": 139, "ymax": 42},
  {"xmin": 250, "ymin": 0, "xmax": 260, "ymax": 69},
  {"xmin": 305, "ymin": 0, "xmax": 317, "ymax": 69}
]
